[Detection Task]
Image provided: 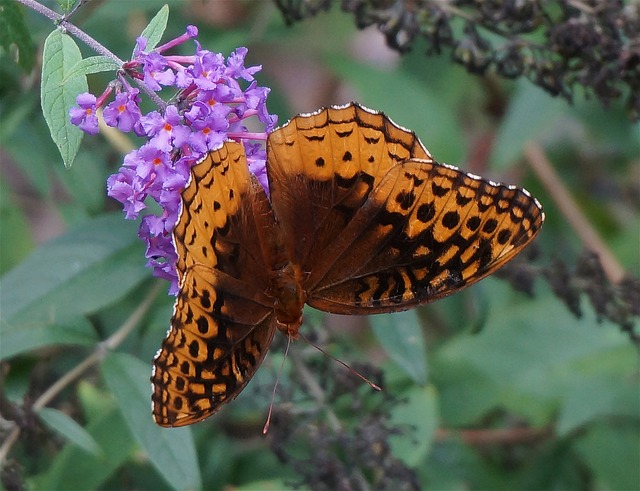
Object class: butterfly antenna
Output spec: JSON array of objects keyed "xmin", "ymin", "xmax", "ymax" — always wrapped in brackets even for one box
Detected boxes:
[
  {"xmin": 263, "ymin": 334, "xmax": 292, "ymax": 435},
  {"xmin": 298, "ymin": 332, "xmax": 381, "ymax": 391}
]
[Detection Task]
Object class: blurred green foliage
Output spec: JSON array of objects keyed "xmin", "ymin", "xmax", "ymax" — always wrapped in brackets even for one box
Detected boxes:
[{"xmin": 0, "ymin": 1, "xmax": 638, "ymax": 490}]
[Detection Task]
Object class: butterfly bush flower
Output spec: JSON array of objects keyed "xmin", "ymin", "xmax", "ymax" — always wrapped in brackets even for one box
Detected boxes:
[
  {"xmin": 69, "ymin": 26, "xmax": 277, "ymax": 294},
  {"xmin": 69, "ymin": 93, "xmax": 100, "ymax": 135},
  {"xmin": 102, "ymin": 88, "xmax": 142, "ymax": 133}
]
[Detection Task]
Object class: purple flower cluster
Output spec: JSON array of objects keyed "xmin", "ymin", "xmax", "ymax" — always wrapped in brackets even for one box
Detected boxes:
[{"xmin": 69, "ymin": 26, "xmax": 277, "ymax": 293}]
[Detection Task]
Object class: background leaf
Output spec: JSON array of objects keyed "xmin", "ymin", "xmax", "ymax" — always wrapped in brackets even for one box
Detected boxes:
[
  {"xmin": 0, "ymin": 0, "xmax": 36, "ymax": 71},
  {"xmin": 101, "ymin": 352, "xmax": 202, "ymax": 491},
  {"xmin": 490, "ymin": 81, "xmax": 568, "ymax": 170},
  {"xmin": 389, "ymin": 385, "xmax": 439, "ymax": 466},
  {"xmin": 63, "ymin": 56, "xmax": 121, "ymax": 83},
  {"xmin": 371, "ymin": 310, "xmax": 428, "ymax": 385},
  {"xmin": 1, "ymin": 316, "xmax": 97, "ymax": 361},
  {"xmin": 0, "ymin": 213, "xmax": 148, "ymax": 324},
  {"xmin": 37, "ymin": 407, "xmax": 102, "ymax": 456},
  {"xmin": 32, "ymin": 401, "xmax": 136, "ymax": 490},
  {"xmin": 575, "ymin": 423, "xmax": 640, "ymax": 491}
]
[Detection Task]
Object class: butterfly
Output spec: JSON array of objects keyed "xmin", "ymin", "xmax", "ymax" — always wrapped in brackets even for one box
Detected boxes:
[{"xmin": 151, "ymin": 102, "xmax": 544, "ymax": 427}]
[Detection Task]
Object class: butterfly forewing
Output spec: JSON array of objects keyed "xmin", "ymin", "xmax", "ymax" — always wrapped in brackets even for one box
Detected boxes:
[
  {"xmin": 304, "ymin": 159, "xmax": 543, "ymax": 313},
  {"xmin": 267, "ymin": 103, "xmax": 431, "ymax": 272},
  {"xmin": 152, "ymin": 142, "xmax": 283, "ymax": 427}
]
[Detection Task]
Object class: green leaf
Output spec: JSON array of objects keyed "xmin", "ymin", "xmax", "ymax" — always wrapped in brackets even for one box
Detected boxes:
[
  {"xmin": 40, "ymin": 29, "xmax": 88, "ymax": 168},
  {"xmin": 38, "ymin": 407, "xmax": 102, "ymax": 456},
  {"xmin": 388, "ymin": 385, "xmax": 438, "ymax": 466},
  {"xmin": 77, "ymin": 380, "xmax": 117, "ymax": 424},
  {"xmin": 514, "ymin": 440, "xmax": 584, "ymax": 490},
  {"xmin": 0, "ymin": 316, "xmax": 97, "ymax": 361},
  {"xmin": 556, "ymin": 363, "xmax": 640, "ymax": 435},
  {"xmin": 33, "ymin": 403, "xmax": 136, "ymax": 490},
  {"xmin": 137, "ymin": 4, "xmax": 169, "ymax": 52},
  {"xmin": 234, "ymin": 480, "xmax": 294, "ymax": 491},
  {"xmin": 490, "ymin": 80, "xmax": 568, "ymax": 170},
  {"xmin": 435, "ymin": 285, "xmax": 634, "ymax": 425},
  {"xmin": 62, "ymin": 56, "xmax": 120, "ymax": 84},
  {"xmin": 54, "ymin": 147, "xmax": 109, "ymax": 214},
  {"xmin": 575, "ymin": 423, "xmax": 640, "ymax": 491},
  {"xmin": 0, "ymin": 183, "xmax": 34, "ymax": 274},
  {"xmin": 101, "ymin": 352, "xmax": 202, "ymax": 491},
  {"xmin": 56, "ymin": 0, "xmax": 76, "ymax": 13},
  {"xmin": 0, "ymin": 213, "xmax": 148, "ymax": 325},
  {"xmin": 432, "ymin": 360, "xmax": 500, "ymax": 426},
  {"xmin": 371, "ymin": 310, "xmax": 428, "ymax": 385},
  {"xmin": 0, "ymin": 99, "xmax": 56, "ymax": 195},
  {"xmin": 0, "ymin": 0, "xmax": 36, "ymax": 71}
]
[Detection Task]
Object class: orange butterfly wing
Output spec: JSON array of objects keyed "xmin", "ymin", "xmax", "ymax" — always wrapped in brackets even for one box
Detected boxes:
[
  {"xmin": 267, "ymin": 103, "xmax": 429, "ymax": 280},
  {"xmin": 267, "ymin": 103, "xmax": 544, "ymax": 314},
  {"xmin": 152, "ymin": 142, "xmax": 282, "ymax": 427}
]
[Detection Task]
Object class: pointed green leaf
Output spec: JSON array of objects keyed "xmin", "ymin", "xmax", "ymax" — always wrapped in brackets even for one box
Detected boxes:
[
  {"xmin": 33, "ymin": 404, "xmax": 135, "ymax": 490},
  {"xmin": 102, "ymin": 352, "xmax": 202, "ymax": 491},
  {"xmin": 371, "ymin": 310, "xmax": 428, "ymax": 385},
  {"xmin": 40, "ymin": 29, "xmax": 88, "ymax": 168},
  {"xmin": 137, "ymin": 4, "xmax": 169, "ymax": 53},
  {"xmin": 62, "ymin": 56, "xmax": 120, "ymax": 84},
  {"xmin": 38, "ymin": 407, "xmax": 102, "ymax": 456}
]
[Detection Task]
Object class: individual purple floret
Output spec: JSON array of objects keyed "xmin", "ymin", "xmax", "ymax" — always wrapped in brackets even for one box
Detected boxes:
[
  {"xmin": 102, "ymin": 88, "xmax": 142, "ymax": 133},
  {"xmin": 69, "ymin": 92, "xmax": 100, "ymax": 135}
]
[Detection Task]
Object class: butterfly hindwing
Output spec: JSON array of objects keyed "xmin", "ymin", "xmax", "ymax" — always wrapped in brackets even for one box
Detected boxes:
[
  {"xmin": 152, "ymin": 265, "xmax": 277, "ymax": 426},
  {"xmin": 152, "ymin": 141, "xmax": 282, "ymax": 427}
]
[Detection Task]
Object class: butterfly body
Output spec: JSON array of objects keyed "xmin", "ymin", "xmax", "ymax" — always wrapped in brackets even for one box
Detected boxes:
[
  {"xmin": 270, "ymin": 261, "xmax": 306, "ymax": 332},
  {"xmin": 151, "ymin": 103, "xmax": 544, "ymax": 427}
]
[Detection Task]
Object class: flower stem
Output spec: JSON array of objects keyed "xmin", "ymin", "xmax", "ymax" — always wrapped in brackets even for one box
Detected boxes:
[
  {"xmin": 17, "ymin": 0, "xmax": 166, "ymax": 109},
  {"xmin": 524, "ymin": 141, "xmax": 625, "ymax": 283},
  {"xmin": 0, "ymin": 281, "xmax": 163, "ymax": 469}
]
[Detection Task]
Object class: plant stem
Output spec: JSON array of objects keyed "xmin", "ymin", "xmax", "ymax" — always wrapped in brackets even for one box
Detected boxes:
[
  {"xmin": 0, "ymin": 281, "xmax": 163, "ymax": 469},
  {"xmin": 17, "ymin": 0, "xmax": 166, "ymax": 108},
  {"xmin": 524, "ymin": 141, "xmax": 625, "ymax": 284},
  {"xmin": 436, "ymin": 425, "xmax": 553, "ymax": 445},
  {"xmin": 17, "ymin": 0, "xmax": 124, "ymax": 63}
]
